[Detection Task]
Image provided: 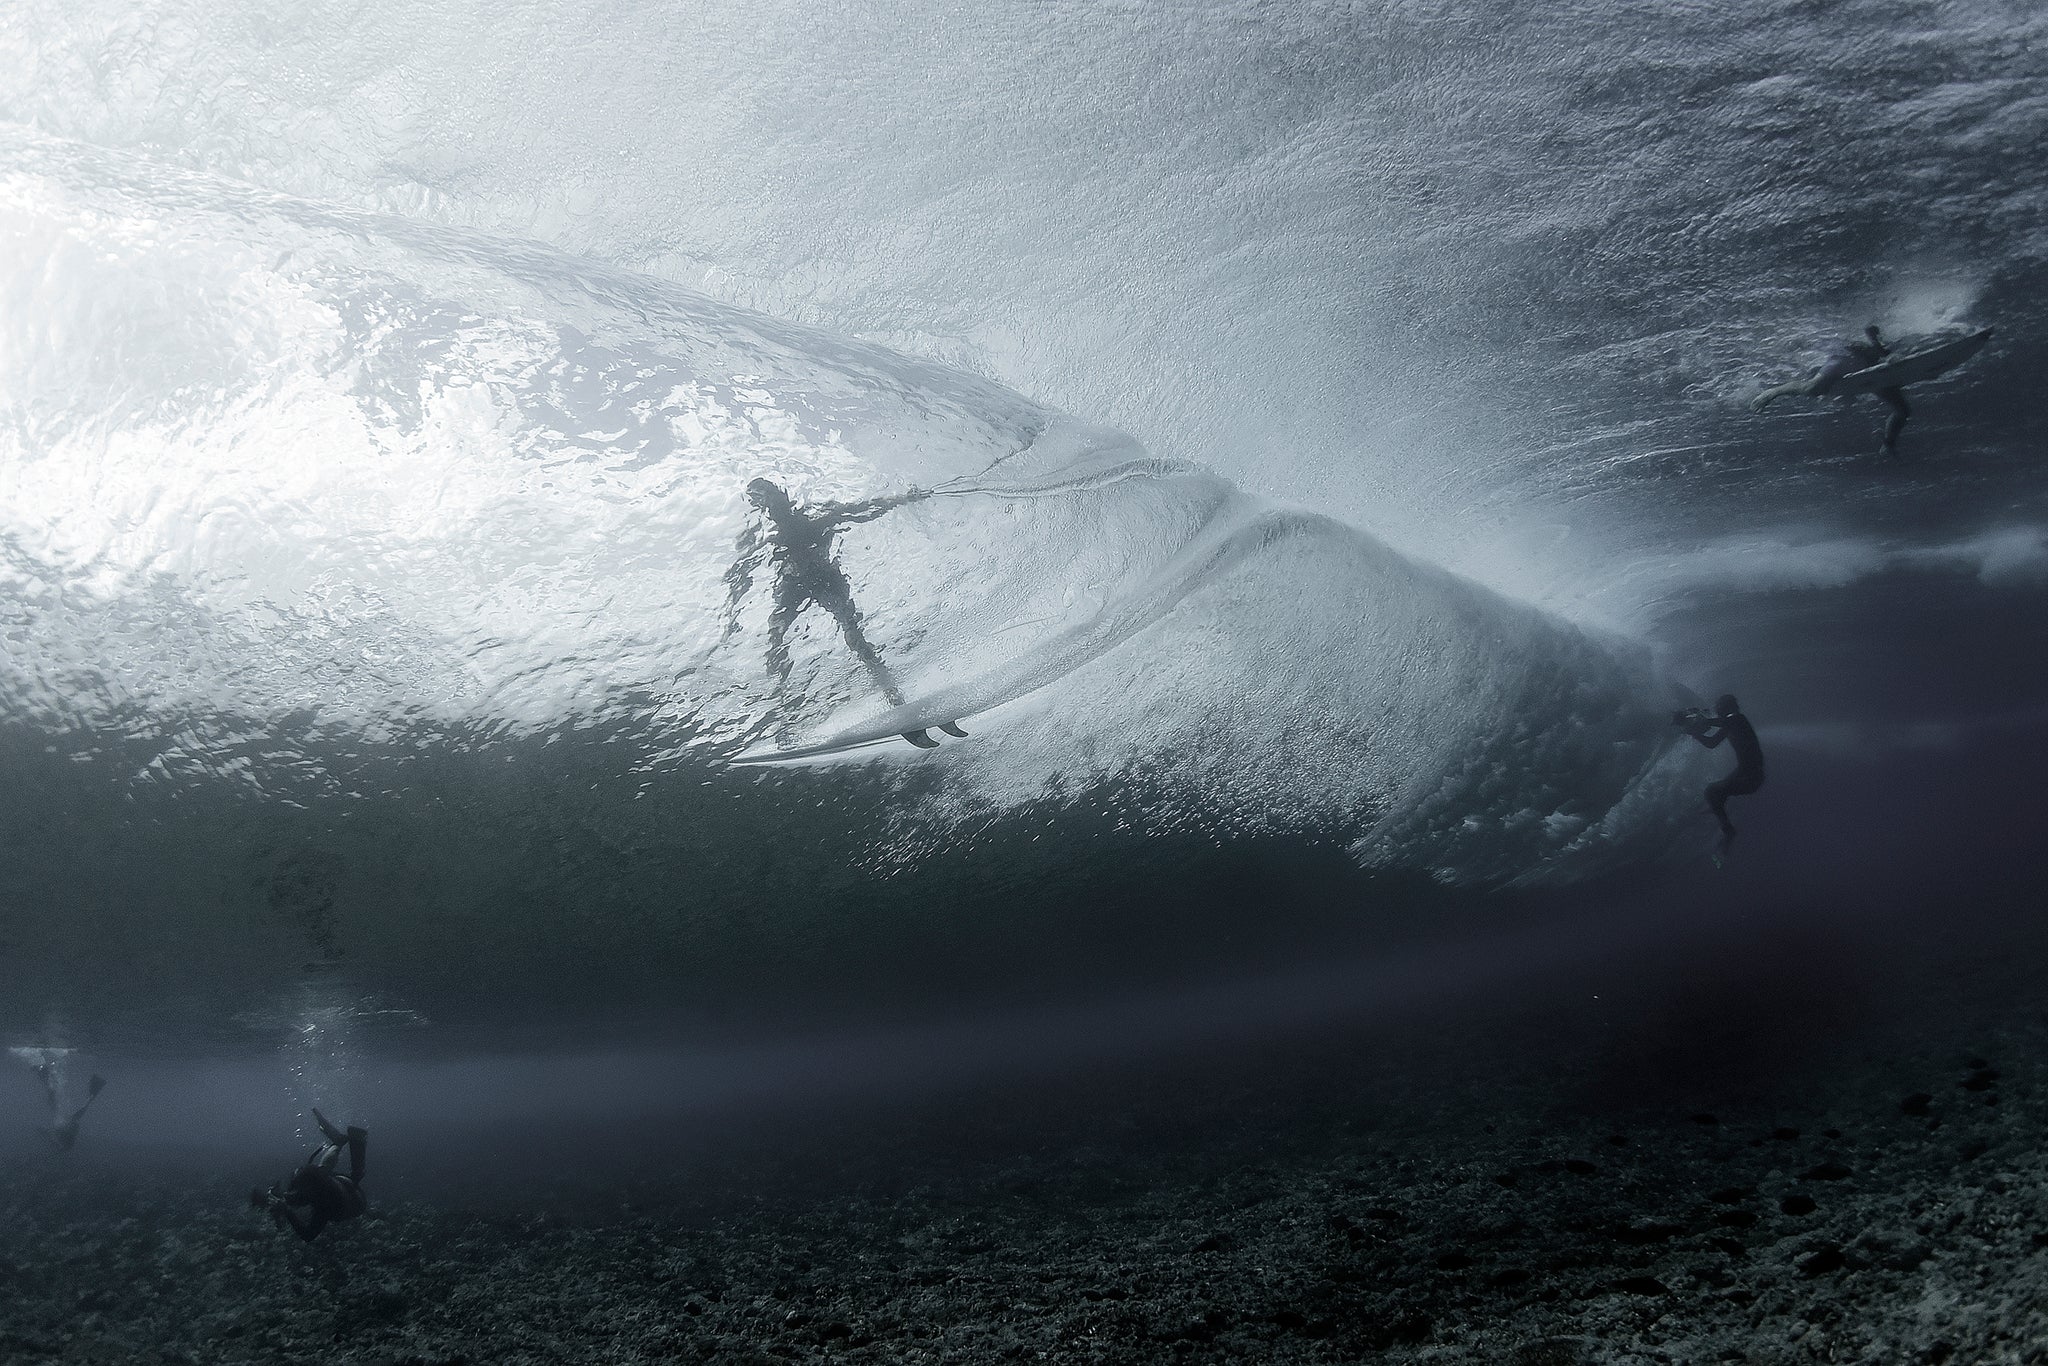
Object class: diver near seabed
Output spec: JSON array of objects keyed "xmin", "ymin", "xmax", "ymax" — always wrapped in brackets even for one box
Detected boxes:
[
  {"xmin": 1674, "ymin": 695, "xmax": 1766, "ymax": 860},
  {"xmin": 724, "ymin": 477, "xmax": 967, "ymax": 749},
  {"xmin": 1751, "ymin": 324, "xmax": 1911, "ymax": 455},
  {"xmin": 36, "ymin": 1064, "xmax": 105, "ymax": 1151},
  {"xmin": 252, "ymin": 1108, "xmax": 369, "ymax": 1242}
]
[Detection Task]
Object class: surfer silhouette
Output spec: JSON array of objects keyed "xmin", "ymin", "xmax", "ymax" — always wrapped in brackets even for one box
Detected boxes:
[
  {"xmin": 723, "ymin": 477, "xmax": 963, "ymax": 749},
  {"xmin": 36, "ymin": 1063, "xmax": 104, "ymax": 1152},
  {"xmin": 1674, "ymin": 694, "xmax": 1765, "ymax": 859},
  {"xmin": 1752, "ymin": 324, "xmax": 1912, "ymax": 454},
  {"xmin": 251, "ymin": 1108, "xmax": 368, "ymax": 1242}
]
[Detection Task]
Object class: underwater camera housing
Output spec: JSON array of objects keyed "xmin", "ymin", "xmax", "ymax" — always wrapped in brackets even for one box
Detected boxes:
[{"xmin": 1672, "ymin": 707, "xmax": 1713, "ymax": 735}]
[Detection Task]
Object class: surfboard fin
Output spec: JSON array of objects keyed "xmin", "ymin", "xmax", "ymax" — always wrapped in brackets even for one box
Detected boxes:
[
  {"xmin": 938, "ymin": 722, "xmax": 968, "ymax": 738},
  {"xmin": 901, "ymin": 730, "xmax": 940, "ymax": 749}
]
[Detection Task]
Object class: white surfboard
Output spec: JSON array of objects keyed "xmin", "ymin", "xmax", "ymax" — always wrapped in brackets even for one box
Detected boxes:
[
  {"xmin": 1832, "ymin": 327, "xmax": 1992, "ymax": 394},
  {"xmin": 730, "ymin": 497, "xmax": 1311, "ymax": 766}
]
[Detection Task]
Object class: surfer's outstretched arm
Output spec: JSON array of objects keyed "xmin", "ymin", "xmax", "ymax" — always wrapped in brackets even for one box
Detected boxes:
[{"xmin": 820, "ymin": 489, "xmax": 930, "ymax": 529}]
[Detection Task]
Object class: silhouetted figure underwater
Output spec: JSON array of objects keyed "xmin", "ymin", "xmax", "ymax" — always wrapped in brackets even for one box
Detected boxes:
[
  {"xmin": 36, "ymin": 1064, "xmax": 104, "ymax": 1151},
  {"xmin": 252, "ymin": 1108, "xmax": 368, "ymax": 1242},
  {"xmin": 724, "ymin": 477, "xmax": 964, "ymax": 749},
  {"xmin": 1675, "ymin": 694, "xmax": 1766, "ymax": 859},
  {"xmin": 1752, "ymin": 324, "xmax": 1912, "ymax": 455}
]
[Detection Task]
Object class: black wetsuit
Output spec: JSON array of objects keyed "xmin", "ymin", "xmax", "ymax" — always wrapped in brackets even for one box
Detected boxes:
[
  {"xmin": 1691, "ymin": 712, "xmax": 1766, "ymax": 841},
  {"xmin": 723, "ymin": 481, "xmax": 925, "ymax": 706},
  {"xmin": 1810, "ymin": 338, "xmax": 1887, "ymax": 395},
  {"xmin": 1813, "ymin": 336, "xmax": 1910, "ymax": 451},
  {"xmin": 723, "ymin": 479, "xmax": 963, "ymax": 748},
  {"xmin": 268, "ymin": 1115, "xmax": 368, "ymax": 1242}
]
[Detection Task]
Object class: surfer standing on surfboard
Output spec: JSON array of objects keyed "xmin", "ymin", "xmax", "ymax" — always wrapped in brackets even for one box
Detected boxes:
[
  {"xmin": 722, "ymin": 478, "xmax": 960, "ymax": 750},
  {"xmin": 1752, "ymin": 324, "xmax": 1912, "ymax": 454}
]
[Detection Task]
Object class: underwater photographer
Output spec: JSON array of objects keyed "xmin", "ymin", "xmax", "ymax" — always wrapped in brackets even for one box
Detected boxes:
[{"xmin": 1674, "ymin": 695, "xmax": 1767, "ymax": 859}]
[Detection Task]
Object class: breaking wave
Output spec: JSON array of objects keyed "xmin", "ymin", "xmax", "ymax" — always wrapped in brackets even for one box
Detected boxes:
[{"xmin": 0, "ymin": 129, "xmax": 1706, "ymax": 1047}]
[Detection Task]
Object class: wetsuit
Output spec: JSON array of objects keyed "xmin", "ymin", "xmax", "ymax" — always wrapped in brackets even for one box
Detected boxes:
[
  {"xmin": 264, "ymin": 1110, "xmax": 368, "ymax": 1242},
  {"xmin": 724, "ymin": 480, "xmax": 927, "ymax": 703},
  {"xmin": 1755, "ymin": 332, "xmax": 1910, "ymax": 451},
  {"xmin": 724, "ymin": 478, "xmax": 954, "ymax": 747},
  {"xmin": 1691, "ymin": 711, "xmax": 1765, "ymax": 845},
  {"xmin": 1808, "ymin": 337, "xmax": 1887, "ymax": 396}
]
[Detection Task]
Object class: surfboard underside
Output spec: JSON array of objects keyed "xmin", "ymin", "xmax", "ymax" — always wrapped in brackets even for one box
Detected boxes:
[{"xmin": 1835, "ymin": 327, "xmax": 1992, "ymax": 394}]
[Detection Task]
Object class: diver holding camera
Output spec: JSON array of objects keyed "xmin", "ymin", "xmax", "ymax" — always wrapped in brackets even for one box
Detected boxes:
[{"xmin": 1674, "ymin": 694, "xmax": 1765, "ymax": 858}]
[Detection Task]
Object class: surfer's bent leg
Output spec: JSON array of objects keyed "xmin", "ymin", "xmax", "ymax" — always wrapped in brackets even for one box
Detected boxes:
[
  {"xmin": 1705, "ymin": 770, "xmax": 1763, "ymax": 838},
  {"xmin": 1754, "ymin": 365, "xmax": 1837, "ymax": 411},
  {"xmin": 1877, "ymin": 387, "xmax": 1910, "ymax": 453},
  {"xmin": 1704, "ymin": 778, "xmax": 1735, "ymax": 838}
]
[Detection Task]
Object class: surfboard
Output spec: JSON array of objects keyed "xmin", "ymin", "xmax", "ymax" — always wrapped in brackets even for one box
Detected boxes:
[
  {"xmin": 1832, "ymin": 327, "xmax": 1992, "ymax": 395},
  {"xmin": 729, "ymin": 494, "xmax": 1307, "ymax": 767},
  {"xmin": 731, "ymin": 721, "xmax": 958, "ymax": 765}
]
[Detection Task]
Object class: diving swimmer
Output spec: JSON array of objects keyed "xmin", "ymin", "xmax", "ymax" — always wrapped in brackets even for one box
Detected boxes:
[
  {"xmin": 251, "ymin": 1108, "xmax": 368, "ymax": 1242},
  {"xmin": 1752, "ymin": 324, "xmax": 1912, "ymax": 455},
  {"xmin": 724, "ymin": 477, "xmax": 966, "ymax": 749},
  {"xmin": 1674, "ymin": 694, "xmax": 1766, "ymax": 858},
  {"xmin": 36, "ymin": 1064, "xmax": 104, "ymax": 1151}
]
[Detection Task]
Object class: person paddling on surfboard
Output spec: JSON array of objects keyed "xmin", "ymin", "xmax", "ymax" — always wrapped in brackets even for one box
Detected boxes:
[
  {"xmin": 1673, "ymin": 694, "xmax": 1765, "ymax": 860},
  {"xmin": 722, "ymin": 477, "xmax": 965, "ymax": 749},
  {"xmin": 1752, "ymin": 324, "xmax": 1912, "ymax": 454}
]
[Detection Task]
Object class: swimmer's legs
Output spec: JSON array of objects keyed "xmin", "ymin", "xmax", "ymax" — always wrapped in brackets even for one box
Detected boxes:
[
  {"xmin": 1877, "ymin": 386, "xmax": 1911, "ymax": 454},
  {"xmin": 1705, "ymin": 777, "xmax": 1737, "ymax": 843},
  {"xmin": 312, "ymin": 1107, "xmax": 347, "ymax": 1146},
  {"xmin": 310, "ymin": 1108, "xmax": 367, "ymax": 1182},
  {"xmin": 67, "ymin": 1075, "xmax": 104, "ymax": 1126},
  {"xmin": 1752, "ymin": 380, "xmax": 1809, "ymax": 412},
  {"xmin": 1755, "ymin": 360, "xmax": 1844, "ymax": 412}
]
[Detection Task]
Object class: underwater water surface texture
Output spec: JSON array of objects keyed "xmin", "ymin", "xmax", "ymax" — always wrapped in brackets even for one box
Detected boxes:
[
  {"xmin": 7, "ymin": 3, "xmax": 2048, "ymax": 1362},
  {"xmin": 0, "ymin": 0, "xmax": 2043, "ymax": 1068}
]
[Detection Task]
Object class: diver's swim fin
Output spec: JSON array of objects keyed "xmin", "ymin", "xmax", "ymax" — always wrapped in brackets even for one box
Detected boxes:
[
  {"xmin": 311, "ymin": 1107, "xmax": 349, "ymax": 1145},
  {"xmin": 938, "ymin": 722, "xmax": 968, "ymax": 738},
  {"xmin": 902, "ymin": 730, "xmax": 940, "ymax": 749}
]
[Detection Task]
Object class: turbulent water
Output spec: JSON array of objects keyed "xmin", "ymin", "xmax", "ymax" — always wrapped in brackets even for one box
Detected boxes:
[{"xmin": 1, "ymin": 1, "xmax": 2043, "ymax": 1060}]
